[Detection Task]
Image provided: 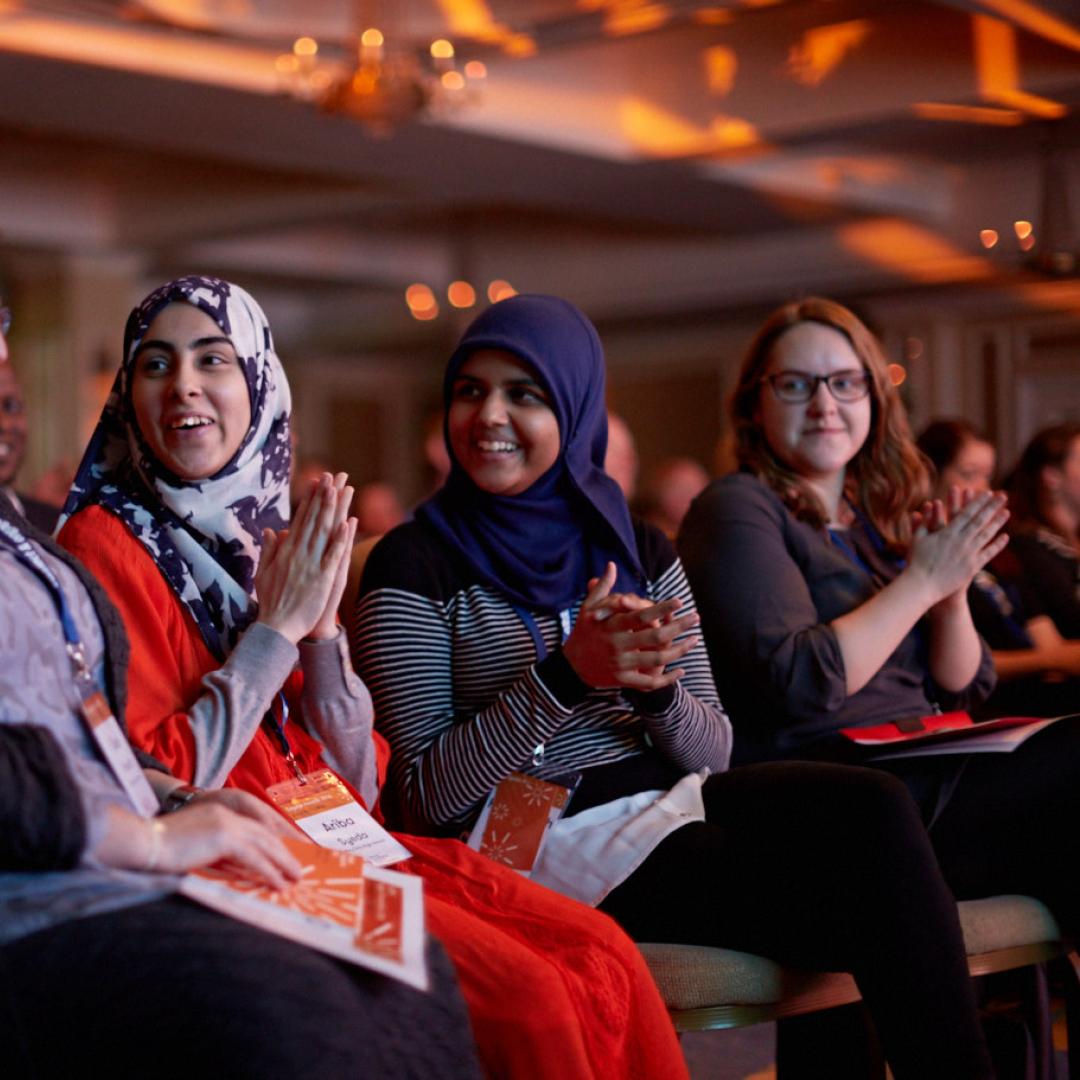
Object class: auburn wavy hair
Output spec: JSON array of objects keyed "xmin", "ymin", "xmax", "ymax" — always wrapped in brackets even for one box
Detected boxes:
[{"xmin": 730, "ymin": 297, "xmax": 930, "ymax": 552}]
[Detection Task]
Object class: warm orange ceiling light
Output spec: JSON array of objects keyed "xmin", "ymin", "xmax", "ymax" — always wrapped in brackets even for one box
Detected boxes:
[
  {"xmin": 293, "ymin": 37, "xmax": 318, "ymax": 58},
  {"xmin": 448, "ymin": 281, "xmax": 477, "ymax": 308},
  {"xmin": 788, "ymin": 19, "xmax": 870, "ymax": 87},
  {"xmin": 971, "ymin": 0, "xmax": 1080, "ymax": 52},
  {"xmin": 980, "ymin": 229, "xmax": 1000, "ymax": 248},
  {"xmin": 974, "ymin": 16, "xmax": 1067, "ymax": 118},
  {"xmin": 603, "ymin": 4, "xmax": 671, "ymax": 37},
  {"xmin": 838, "ymin": 219, "xmax": 997, "ymax": 284},
  {"xmin": 887, "ymin": 363, "xmax": 907, "ymax": 387},
  {"xmin": 704, "ymin": 45, "xmax": 737, "ymax": 97},
  {"xmin": 434, "ymin": 0, "xmax": 533, "ymax": 54},
  {"xmin": 487, "ymin": 280, "xmax": 517, "ymax": 303},
  {"xmin": 406, "ymin": 283, "xmax": 436, "ymax": 309},
  {"xmin": 1014, "ymin": 220, "xmax": 1033, "ymax": 240},
  {"xmin": 693, "ymin": 9, "xmax": 735, "ymax": 26}
]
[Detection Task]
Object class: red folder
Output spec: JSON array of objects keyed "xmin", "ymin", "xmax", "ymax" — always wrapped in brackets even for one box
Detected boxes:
[{"xmin": 840, "ymin": 711, "xmax": 1044, "ymax": 747}]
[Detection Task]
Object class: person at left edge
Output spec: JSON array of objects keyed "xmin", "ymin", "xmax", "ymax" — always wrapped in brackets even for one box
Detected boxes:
[
  {"xmin": 0, "ymin": 300, "xmax": 60, "ymax": 531},
  {"xmin": 58, "ymin": 274, "xmax": 687, "ymax": 1080}
]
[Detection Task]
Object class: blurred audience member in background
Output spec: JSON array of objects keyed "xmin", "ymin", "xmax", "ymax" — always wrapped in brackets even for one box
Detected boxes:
[
  {"xmin": 290, "ymin": 453, "xmax": 334, "ymax": 510},
  {"xmin": 1005, "ymin": 423, "xmax": 1080, "ymax": 642},
  {"xmin": 638, "ymin": 457, "xmax": 710, "ymax": 540},
  {"xmin": 423, "ymin": 410, "xmax": 452, "ymax": 493},
  {"xmin": 604, "ymin": 411, "xmax": 639, "ymax": 499},
  {"xmin": 356, "ymin": 481, "xmax": 406, "ymax": 539},
  {"xmin": 917, "ymin": 419, "xmax": 996, "ymax": 495},
  {"xmin": 0, "ymin": 305, "xmax": 60, "ymax": 532},
  {"xmin": 918, "ymin": 419, "xmax": 1080, "ymax": 716}
]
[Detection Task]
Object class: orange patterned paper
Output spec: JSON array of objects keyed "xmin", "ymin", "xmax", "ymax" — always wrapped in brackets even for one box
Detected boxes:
[
  {"xmin": 478, "ymin": 774, "xmax": 571, "ymax": 871},
  {"xmin": 193, "ymin": 836, "xmax": 365, "ymax": 927},
  {"xmin": 356, "ymin": 877, "xmax": 405, "ymax": 961}
]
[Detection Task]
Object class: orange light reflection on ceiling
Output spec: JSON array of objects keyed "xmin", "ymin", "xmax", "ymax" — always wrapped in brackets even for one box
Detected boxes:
[
  {"xmin": 0, "ymin": 14, "xmax": 281, "ymax": 91},
  {"xmin": 704, "ymin": 45, "xmax": 737, "ymax": 96},
  {"xmin": 603, "ymin": 3, "xmax": 670, "ymax": 37},
  {"xmin": 787, "ymin": 19, "xmax": 870, "ymax": 87},
  {"xmin": 435, "ymin": 0, "xmax": 536, "ymax": 55},
  {"xmin": 619, "ymin": 98, "xmax": 761, "ymax": 156},
  {"xmin": 972, "ymin": 0, "xmax": 1080, "ymax": 52},
  {"xmin": 693, "ymin": 9, "xmax": 735, "ymax": 26},
  {"xmin": 913, "ymin": 101, "xmax": 1024, "ymax": 125},
  {"xmin": 974, "ymin": 16, "xmax": 1067, "ymax": 118},
  {"xmin": 837, "ymin": 220, "xmax": 997, "ymax": 284}
]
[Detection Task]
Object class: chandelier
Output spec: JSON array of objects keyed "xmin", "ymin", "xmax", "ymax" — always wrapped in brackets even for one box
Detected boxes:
[{"xmin": 275, "ymin": 3, "xmax": 486, "ymax": 134}]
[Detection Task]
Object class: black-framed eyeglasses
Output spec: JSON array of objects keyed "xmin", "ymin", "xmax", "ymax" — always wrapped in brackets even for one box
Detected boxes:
[
  {"xmin": 763, "ymin": 369, "xmax": 871, "ymax": 404},
  {"xmin": 0, "ymin": 307, "xmax": 10, "ymax": 337}
]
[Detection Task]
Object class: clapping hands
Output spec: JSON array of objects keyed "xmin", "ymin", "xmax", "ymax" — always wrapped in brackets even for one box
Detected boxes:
[
  {"xmin": 255, "ymin": 472, "xmax": 357, "ymax": 644},
  {"xmin": 909, "ymin": 487, "xmax": 1009, "ymax": 608},
  {"xmin": 563, "ymin": 562, "xmax": 700, "ymax": 691}
]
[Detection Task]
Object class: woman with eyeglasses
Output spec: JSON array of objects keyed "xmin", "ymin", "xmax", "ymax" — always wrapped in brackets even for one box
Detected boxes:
[{"xmin": 678, "ymin": 298, "xmax": 1080, "ymax": 977}]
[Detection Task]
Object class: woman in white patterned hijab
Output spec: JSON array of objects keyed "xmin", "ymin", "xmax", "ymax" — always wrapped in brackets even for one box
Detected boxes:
[{"xmin": 61, "ymin": 275, "xmax": 315, "ymax": 658}]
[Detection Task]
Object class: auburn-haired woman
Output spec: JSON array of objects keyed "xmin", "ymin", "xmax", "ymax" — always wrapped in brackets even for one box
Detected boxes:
[{"xmin": 679, "ymin": 296, "xmax": 1080, "ymax": 970}]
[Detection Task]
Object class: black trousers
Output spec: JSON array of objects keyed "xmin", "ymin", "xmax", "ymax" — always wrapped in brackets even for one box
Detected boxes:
[
  {"xmin": 0, "ymin": 896, "xmax": 482, "ymax": 1080},
  {"xmin": 599, "ymin": 761, "xmax": 994, "ymax": 1080},
  {"xmin": 920, "ymin": 714, "xmax": 1080, "ymax": 920}
]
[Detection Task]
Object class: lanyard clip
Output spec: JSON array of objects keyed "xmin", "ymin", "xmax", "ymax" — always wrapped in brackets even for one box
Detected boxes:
[
  {"xmin": 65, "ymin": 641, "xmax": 91, "ymax": 682},
  {"xmin": 285, "ymin": 751, "xmax": 308, "ymax": 784}
]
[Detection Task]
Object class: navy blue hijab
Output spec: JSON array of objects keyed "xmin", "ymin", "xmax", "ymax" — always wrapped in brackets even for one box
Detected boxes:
[{"xmin": 416, "ymin": 294, "xmax": 643, "ymax": 613}]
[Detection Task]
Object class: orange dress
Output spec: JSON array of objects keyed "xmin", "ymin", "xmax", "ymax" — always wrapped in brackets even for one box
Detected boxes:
[{"xmin": 61, "ymin": 505, "xmax": 686, "ymax": 1080}]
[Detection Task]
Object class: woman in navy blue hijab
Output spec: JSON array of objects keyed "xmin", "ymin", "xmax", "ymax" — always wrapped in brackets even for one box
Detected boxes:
[
  {"xmin": 418, "ymin": 293, "xmax": 644, "ymax": 613},
  {"xmin": 353, "ymin": 295, "xmax": 993, "ymax": 1079}
]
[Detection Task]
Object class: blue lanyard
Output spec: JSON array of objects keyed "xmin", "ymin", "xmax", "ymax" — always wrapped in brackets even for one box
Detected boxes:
[
  {"xmin": 827, "ymin": 527, "xmax": 876, "ymax": 579},
  {"xmin": 510, "ymin": 604, "xmax": 573, "ymax": 663},
  {"xmin": 0, "ymin": 517, "xmax": 89, "ymax": 677},
  {"xmin": 510, "ymin": 604, "xmax": 573, "ymax": 767},
  {"xmin": 263, "ymin": 691, "xmax": 307, "ymax": 782}
]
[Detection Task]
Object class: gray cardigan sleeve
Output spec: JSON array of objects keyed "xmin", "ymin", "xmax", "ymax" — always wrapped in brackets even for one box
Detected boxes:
[{"xmin": 298, "ymin": 631, "xmax": 378, "ymax": 810}]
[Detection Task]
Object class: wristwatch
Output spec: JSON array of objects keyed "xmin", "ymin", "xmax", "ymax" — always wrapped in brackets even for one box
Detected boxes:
[{"xmin": 161, "ymin": 783, "xmax": 201, "ymax": 814}]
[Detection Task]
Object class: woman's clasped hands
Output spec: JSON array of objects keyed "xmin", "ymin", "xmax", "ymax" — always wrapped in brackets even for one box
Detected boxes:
[
  {"xmin": 908, "ymin": 486, "xmax": 1010, "ymax": 608},
  {"xmin": 563, "ymin": 562, "xmax": 700, "ymax": 691},
  {"xmin": 255, "ymin": 471, "xmax": 357, "ymax": 644}
]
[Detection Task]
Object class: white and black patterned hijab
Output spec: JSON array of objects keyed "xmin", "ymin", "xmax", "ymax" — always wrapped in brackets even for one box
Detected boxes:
[{"xmin": 61, "ymin": 276, "xmax": 291, "ymax": 660}]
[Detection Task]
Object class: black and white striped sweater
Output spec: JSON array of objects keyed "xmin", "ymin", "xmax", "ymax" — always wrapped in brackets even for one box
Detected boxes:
[{"xmin": 351, "ymin": 516, "xmax": 731, "ymax": 835}]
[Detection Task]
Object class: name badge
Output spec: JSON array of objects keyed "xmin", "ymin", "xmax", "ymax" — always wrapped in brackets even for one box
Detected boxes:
[
  {"xmin": 266, "ymin": 769, "xmax": 411, "ymax": 867},
  {"xmin": 468, "ymin": 771, "xmax": 579, "ymax": 875},
  {"xmin": 80, "ymin": 689, "xmax": 160, "ymax": 818}
]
